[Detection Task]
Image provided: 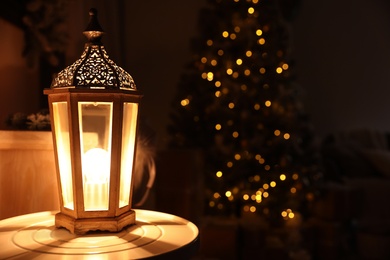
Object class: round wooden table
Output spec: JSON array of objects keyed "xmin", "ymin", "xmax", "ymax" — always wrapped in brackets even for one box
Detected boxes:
[{"xmin": 0, "ymin": 209, "xmax": 199, "ymax": 259}]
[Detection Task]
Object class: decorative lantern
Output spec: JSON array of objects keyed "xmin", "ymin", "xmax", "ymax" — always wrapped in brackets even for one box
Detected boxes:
[{"xmin": 44, "ymin": 8, "xmax": 142, "ymax": 234}]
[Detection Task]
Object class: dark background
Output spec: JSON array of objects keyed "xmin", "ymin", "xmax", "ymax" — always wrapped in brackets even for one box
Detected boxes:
[{"xmin": 1, "ymin": 0, "xmax": 390, "ymax": 147}]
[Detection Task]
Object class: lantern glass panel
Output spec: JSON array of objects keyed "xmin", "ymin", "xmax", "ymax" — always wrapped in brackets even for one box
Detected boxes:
[
  {"xmin": 78, "ymin": 102, "xmax": 113, "ymax": 211},
  {"xmin": 53, "ymin": 102, "xmax": 74, "ymax": 210},
  {"xmin": 119, "ymin": 102, "xmax": 139, "ymax": 208}
]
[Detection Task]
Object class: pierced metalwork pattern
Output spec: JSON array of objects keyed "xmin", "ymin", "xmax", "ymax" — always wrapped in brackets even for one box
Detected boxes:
[{"xmin": 51, "ymin": 45, "xmax": 136, "ymax": 90}]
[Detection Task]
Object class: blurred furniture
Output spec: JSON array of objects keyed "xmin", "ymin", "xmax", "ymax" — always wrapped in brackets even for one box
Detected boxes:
[
  {"xmin": 0, "ymin": 209, "xmax": 199, "ymax": 259},
  {"xmin": 0, "ymin": 130, "xmax": 59, "ymax": 220},
  {"xmin": 312, "ymin": 129, "xmax": 390, "ymax": 259}
]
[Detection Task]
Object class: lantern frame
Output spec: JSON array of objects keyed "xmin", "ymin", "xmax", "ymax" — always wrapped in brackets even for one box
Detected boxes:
[{"xmin": 44, "ymin": 9, "xmax": 142, "ymax": 234}]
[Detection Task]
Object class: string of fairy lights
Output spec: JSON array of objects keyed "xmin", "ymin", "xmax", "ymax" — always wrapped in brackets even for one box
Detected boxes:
[{"xmin": 173, "ymin": 0, "xmax": 316, "ymax": 222}]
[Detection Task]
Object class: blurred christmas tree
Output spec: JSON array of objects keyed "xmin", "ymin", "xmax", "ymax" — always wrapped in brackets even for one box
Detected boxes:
[{"xmin": 168, "ymin": 0, "xmax": 322, "ymax": 225}]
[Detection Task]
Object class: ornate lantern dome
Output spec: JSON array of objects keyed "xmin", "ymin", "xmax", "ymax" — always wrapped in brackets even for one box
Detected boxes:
[{"xmin": 51, "ymin": 8, "xmax": 136, "ymax": 90}]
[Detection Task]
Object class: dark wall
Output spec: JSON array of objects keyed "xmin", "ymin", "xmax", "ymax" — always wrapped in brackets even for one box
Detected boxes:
[{"xmin": 292, "ymin": 0, "xmax": 390, "ymax": 137}]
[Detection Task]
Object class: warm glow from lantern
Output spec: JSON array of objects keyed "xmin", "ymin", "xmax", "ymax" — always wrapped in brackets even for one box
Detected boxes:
[
  {"xmin": 52, "ymin": 102, "xmax": 74, "ymax": 210},
  {"xmin": 82, "ymin": 148, "xmax": 110, "ymax": 210}
]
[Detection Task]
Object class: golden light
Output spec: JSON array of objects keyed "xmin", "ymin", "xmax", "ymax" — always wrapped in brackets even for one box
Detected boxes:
[
  {"xmin": 207, "ymin": 72, "xmax": 214, "ymax": 81},
  {"xmin": 280, "ymin": 174, "xmax": 287, "ymax": 181},
  {"xmin": 44, "ymin": 9, "xmax": 141, "ymax": 234},
  {"xmin": 236, "ymin": 59, "xmax": 243, "ymax": 65},
  {"xmin": 256, "ymin": 29, "xmax": 262, "ymax": 36},
  {"xmin": 248, "ymin": 7, "xmax": 255, "ymax": 14},
  {"xmin": 258, "ymin": 38, "xmax": 265, "ymax": 45},
  {"xmin": 225, "ymin": 191, "xmax": 232, "ymax": 197},
  {"xmin": 265, "ymin": 100, "xmax": 271, "ymax": 107},
  {"xmin": 180, "ymin": 98, "xmax": 190, "ymax": 106},
  {"xmin": 222, "ymin": 31, "xmax": 229, "ymax": 38},
  {"xmin": 246, "ymin": 50, "xmax": 252, "ymax": 57},
  {"xmin": 216, "ymin": 171, "xmax": 223, "ymax": 178},
  {"xmin": 215, "ymin": 124, "xmax": 222, "ymax": 130}
]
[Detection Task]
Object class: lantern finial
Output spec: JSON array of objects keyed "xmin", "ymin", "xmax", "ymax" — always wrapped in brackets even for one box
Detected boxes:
[{"xmin": 83, "ymin": 8, "xmax": 104, "ymax": 44}]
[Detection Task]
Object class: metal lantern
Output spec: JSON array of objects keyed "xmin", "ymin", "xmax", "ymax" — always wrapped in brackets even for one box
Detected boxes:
[{"xmin": 44, "ymin": 8, "xmax": 142, "ymax": 234}]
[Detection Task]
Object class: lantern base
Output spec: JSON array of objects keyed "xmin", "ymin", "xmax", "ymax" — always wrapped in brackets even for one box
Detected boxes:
[{"xmin": 54, "ymin": 210, "xmax": 136, "ymax": 235}]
